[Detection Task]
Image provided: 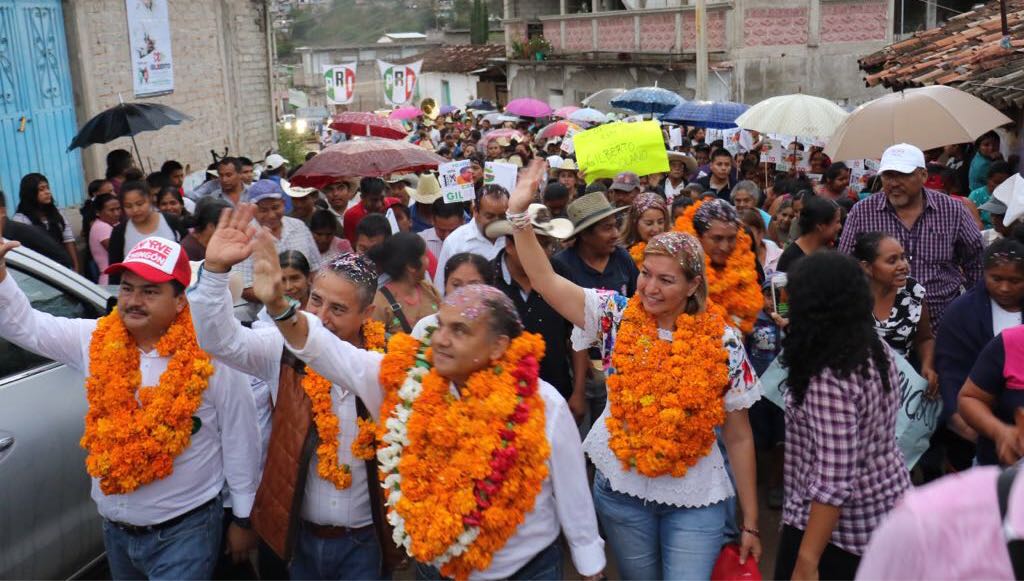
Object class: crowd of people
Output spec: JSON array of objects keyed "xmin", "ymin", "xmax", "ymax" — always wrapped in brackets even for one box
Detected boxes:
[{"xmin": 1, "ymin": 105, "xmax": 1023, "ymax": 581}]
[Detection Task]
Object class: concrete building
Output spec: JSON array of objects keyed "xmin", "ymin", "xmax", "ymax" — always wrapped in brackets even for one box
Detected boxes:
[
  {"xmin": 0, "ymin": 0, "xmax": 276, "ymax": 208},
  {"xmin": 503, "ymin": 0, "xmax": 898, "ymax": 108}
]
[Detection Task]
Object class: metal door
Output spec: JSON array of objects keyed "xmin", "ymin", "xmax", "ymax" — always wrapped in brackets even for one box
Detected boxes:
[{"xmin": 0, "ymin": 0, "xmax": 83, "ymax": 209}]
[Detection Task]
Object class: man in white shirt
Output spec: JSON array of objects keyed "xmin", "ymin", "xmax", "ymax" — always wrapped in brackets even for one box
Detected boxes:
[
  {"xmin": 433, "ymin": 185, "xmax": 508, "ymax": 294},
  {"xmin": 249, "ymin": 238, "xmax": 606, "ymax": 581},
  {"xmin": 0, "ymin": 236, "xmax": 260, "ymax": 580},
  {"xmin": 187, "ymin": 205, "xmax": 387, "ymax": 580},
  {"xmin": 419, "ymin": 198, "xmax": 466, "ymax": 259}
]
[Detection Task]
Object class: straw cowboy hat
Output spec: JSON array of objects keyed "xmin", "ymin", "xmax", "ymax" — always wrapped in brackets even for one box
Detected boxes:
[
  {"xmin": 558, "ymin": 159, "xmax": 579, "ymax": 173},
  {"xmin": 412, "ymin": 173, "xmax": 442, "ymax": 205},
  {"xmin": 667, "ymin": 151, "xmax": 698, "ymax": 175},
  {"xmin": 565, "ymin": 192, "xmax": 629, "ymax": 237},
  {"xmin": 485, "ymin": 203, "xmax": 575, "ymax": 240}
]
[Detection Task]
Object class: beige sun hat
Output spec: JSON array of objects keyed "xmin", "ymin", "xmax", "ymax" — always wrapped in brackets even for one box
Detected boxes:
[
  {"xmin": 485, "ymin": 203, "xmax": 575, "ymax": 240},
  {"xmin": 413, "ymin": 173, "xmax": 442, "ymax": 204},
  {"xmin": 558, "ymin": 159, "xmax": 579, "ymax": 172},
  {"xmin": 565, "ymin": 192, "xmax": 629, "ymax": 237}
]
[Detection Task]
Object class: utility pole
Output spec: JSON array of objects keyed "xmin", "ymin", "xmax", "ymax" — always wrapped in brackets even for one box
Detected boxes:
[{"xmin": 695, "ymin": 0, "xmax": 708, "ymax": 100}]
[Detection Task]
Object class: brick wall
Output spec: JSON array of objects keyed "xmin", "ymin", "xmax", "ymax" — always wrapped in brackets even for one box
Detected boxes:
[
  {"xmin": 744, "ymin": 7, "xmax": 809, "ymax": 46},
  {"xmin": 821, "ymin": 0, "xmax": 888, "ymax": 43},
  {"xmin": 64, "ymin": 0, "xmax": 276, "ymax": 182}
]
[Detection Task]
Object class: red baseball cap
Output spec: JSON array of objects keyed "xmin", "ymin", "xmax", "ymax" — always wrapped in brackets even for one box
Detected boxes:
[{"xmin": 104, "ymin": 237, "xmax": 192, "ymax": 287}]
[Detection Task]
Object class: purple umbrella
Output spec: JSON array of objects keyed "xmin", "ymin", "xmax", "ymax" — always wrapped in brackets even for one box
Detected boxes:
[
  {"xmin": 505, "ymin": 98, "xmax": 553, "ymax": 118},
  {"xmin": 439, "ymin": 105, "xmax": 459, "ymax": 116}
]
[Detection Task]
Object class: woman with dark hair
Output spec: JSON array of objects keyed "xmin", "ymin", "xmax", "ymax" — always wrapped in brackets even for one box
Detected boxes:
[
  {"xmin": 87, "ymin": 193, "xmax": 120, "ymax": 284},
  {"xmin": 108, "ymin": 181, "xmax": 188, "ymax": 283},
  {"xmin": 410, "ymin": 251, "xmax": 495, "ymax": 339},
  {"xmin": 14, "ymin": 173, "xmax": 79, "ymax": 272},
  {"xmin": 953, "ymin": 232, "xmax": 1024, "ymax": 466},
  {"xmin": 853, "ymin": 232, "xmax": 937, "ymax": 389},
  {"xmin": 741, "ymin": 208, "xmax": 782, "ymax": 276},
  {"xmin": 820, "ymin": 162, "xmax": 854, "ymax": 202},
  {"xmin": 279, "ymin": 250, "xmax": 313, "ymax": 307},
  {"xmin": 309, "ymin": 209, "xmax": 352, "ymax": 263},
  {"xmin": 620, "ymin": 192, "xmax": 670, "ymax": 256},
  {"xmin": 767, "ymin": 199, "xmax": 796, "ymax": 248},
  {"xmin": 155, "ymin": 186, "xmax": 192, "ymax": 225},
  {"xmin": 181, "ymin": 199, "xmax": 231, "ymax": 261},
  {"xmin": 776, "ymin": 196, "xmax": 841, "ymax": 273},
  {"xmin": 367, "ymin": 232, "xmax": 441, "ymax": 335},
  {"xmin": 968, "ymin": 130, "xmax": 1002, "ymax": 192},
  {"xmin": 775, "ymin": 251, "xmax": 910, "ymax": 580},
  {"xmin": 105, "ymin": 149, "xmax": 135, "ymax": 193}
]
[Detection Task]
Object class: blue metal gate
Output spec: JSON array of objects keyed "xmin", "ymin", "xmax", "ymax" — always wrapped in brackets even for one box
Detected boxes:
[{"xmin": 0, "ymin": 0, "xmax": 83, "ymax": 209}]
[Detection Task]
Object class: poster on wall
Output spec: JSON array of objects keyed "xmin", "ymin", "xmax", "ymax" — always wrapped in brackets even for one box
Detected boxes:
[
  {"xmin": 323, "ymin": 63, "xmax": 357, "ymax": 105},
  {"xmin": 377, "ymin": 60, "xmax": 422, "ymax": 106},
  {"xmin": 126, "ymin": 0, "xmax": 174, "ymax": 97}
]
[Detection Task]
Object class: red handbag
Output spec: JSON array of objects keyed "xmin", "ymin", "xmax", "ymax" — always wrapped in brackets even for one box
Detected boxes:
[{"xmin": 711, "ymin": 543, "xmax": 762, "ymax": 581}]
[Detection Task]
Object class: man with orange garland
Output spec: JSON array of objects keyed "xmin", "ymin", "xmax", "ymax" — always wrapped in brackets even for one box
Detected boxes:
[
  {"xmin": 243, "ymin": 223, "xmax": 606, "ymax": 581},
  {"xmin": 187, "ymin": 205, "xmax": 392, "ymax": 580},
  {"xmin": 0, "ymin": 236, "xmax": 260, "ymax": 580}
]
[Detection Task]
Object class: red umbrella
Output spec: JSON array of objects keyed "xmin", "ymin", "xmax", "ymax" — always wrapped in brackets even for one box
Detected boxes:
[
  {"xmin": 537, "ymin": 120, "xmax": 582, "ymax": 140},
  {"xmin": 289, "ymin": 138, "xmax": 446, "ymax": 189},
  {"xmin": 329, "ymin": 112, "xmax": 408, "ymax": 140}
]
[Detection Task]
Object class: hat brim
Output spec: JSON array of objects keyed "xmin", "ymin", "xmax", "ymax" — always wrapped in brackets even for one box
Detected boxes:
[
  {"xmin": 667, "ymin": 152, "xmax": 697, "ymax": 174},
  {"xmin": 412, "ymin": 192, "xmax": 442, "ymax": 205},
  {"xmin": 570, "ymin": 205, "xmax": 629, "ymax": 237},
  {"xmin": 609, "ymin": 183, "xmax": 638, "ymax": 192},
  {"xmin": 104, "ymin": 261, "xmax": 176, "ymax": 284},
  {"xmin": 877, "ymin": 163, "xmax": 921, "ymax": 174}
]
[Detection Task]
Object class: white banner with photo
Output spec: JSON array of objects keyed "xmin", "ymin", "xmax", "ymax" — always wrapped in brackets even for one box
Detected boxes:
[
  {"xmin": 126, "ymin": 0, "xmax": 174, "ymax": 97},
  {"xmin": 377, "ymin": 60, "xmax": 422, "ymax": 106},
  {"xmin": 323, "ymin": 63, "xmax": 357, "ymax": 105}
]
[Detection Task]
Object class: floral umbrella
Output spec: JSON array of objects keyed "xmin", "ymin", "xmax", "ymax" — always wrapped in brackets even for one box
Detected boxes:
[
  {"xmin": 329, "ymin": 112, "xmax": 408, "ymax": 139},
  {"xmin": 289, "ymin": 138, "xmax": 446, "ymax": 188}
]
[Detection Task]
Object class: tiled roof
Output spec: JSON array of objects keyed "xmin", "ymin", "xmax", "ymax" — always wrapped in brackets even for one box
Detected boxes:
[
  {"xmin": 396, "ymin": 44, "xmax": 505, "ymax": 74},
  {"xmin": 860, "ymin": 1, "xmax": 1024, "ymax": 109}
]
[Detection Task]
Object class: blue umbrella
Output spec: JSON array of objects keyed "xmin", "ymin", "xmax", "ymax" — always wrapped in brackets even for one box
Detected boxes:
[
  {"xmin": 610, "ymin": 87, "xmax": 685, "ymax": 115},
  {"xmin": 662, "ymin": 100, "xmax": 750, "ymax": 129},
  {"xmin": 466, "ymin": 99, "xmax": 496, "ymax": 111}
]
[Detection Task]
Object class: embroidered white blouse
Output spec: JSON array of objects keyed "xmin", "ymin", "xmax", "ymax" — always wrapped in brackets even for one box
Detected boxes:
[{"xmin": 573, "ymin": 288, "xmax": 762, "ymax": 508}]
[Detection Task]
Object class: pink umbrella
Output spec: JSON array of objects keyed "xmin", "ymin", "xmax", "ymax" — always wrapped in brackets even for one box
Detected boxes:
[
  {"xmin": 552, "ymin": 106, "xmax": 580, "ymax": 119},
  {"xmin": 505, "ymin": 98, "xmax": 553, "ymax": 118},
  {"xmin": 289, "ymin": 138, "xmax": 446, "ymax": 188},
  {"xmin": 389, "ymin": 106, "xmax": 422, "ymax": 121},
  {"xmin": 330, "ymin": 112, "xmax": 408, "ymax": 139},
  {"xmin": 537, "ymin": 120, "xmax": 582, "ymax": 140},
  {"xmin": 478, "ymin": 128, "xmax": 525, "ymax": 147}
]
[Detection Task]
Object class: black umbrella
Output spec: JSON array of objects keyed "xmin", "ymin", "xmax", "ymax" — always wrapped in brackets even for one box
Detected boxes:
[{"xmin": 68, "ymin": 98, "xmax": 192, "ymax": 168}]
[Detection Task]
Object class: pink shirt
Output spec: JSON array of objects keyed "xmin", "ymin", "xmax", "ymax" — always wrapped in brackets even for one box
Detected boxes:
[
  {"xmin": 856, "ymin": 466, "xmax": 1022, "ymax": 579},
  {"xmin": 89, "ymin": 220, "xmax": 114, "ymax": 284}
]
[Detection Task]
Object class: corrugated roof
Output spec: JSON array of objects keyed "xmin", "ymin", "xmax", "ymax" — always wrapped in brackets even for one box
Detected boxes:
[
  {"xmin": 860, "ymin": 1, "xmax": 1024, "ymax": 110},
  {"xmin": 397, "ymin": 44, "xmax": 505, "ymax": 74}
]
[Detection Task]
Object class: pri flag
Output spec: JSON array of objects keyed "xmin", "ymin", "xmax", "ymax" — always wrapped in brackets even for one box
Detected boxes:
[
  {"xmin": 377, "ymin": 60, "xmax": 422, "ymax": 106},
  {"xmin": 323, "ymin": 63, "xmax": 357, "ymax": 105}
]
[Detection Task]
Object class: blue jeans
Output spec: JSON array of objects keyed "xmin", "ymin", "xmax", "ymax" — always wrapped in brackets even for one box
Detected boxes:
[
  {"xmin": 414, "ymin": 542, "xmax": 562, "ymax": 580},
  {"xmin": 102, "ymin": 497, "xmax": 223, "ymax": 580},
  {"xmin": 289, "ymin": 523, "xmax": 385, "ymax": 580},
  {"xmin": 593, "ymin": 471, "xmax": 726, "ymax": 580}
]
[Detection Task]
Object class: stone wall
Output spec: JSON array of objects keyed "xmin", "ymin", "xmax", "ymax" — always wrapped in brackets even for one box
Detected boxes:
[{"xmin": 63, "ymin": 0, "xmax": 276, "ymax": 181}]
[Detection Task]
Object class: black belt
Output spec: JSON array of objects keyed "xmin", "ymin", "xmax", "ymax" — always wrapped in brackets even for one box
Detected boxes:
[
  {"xmin": 107, "ymin": 496, "xmax": 218, "ymax": 536},
  {"xmin": 302, "ymin": 520, "xmax": 375, "ymax": 540}
]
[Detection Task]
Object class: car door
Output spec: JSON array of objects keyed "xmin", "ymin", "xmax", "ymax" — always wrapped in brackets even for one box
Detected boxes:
[{"xmin": 0, "ymin": 255, "xmax": 108, "ymax": 579}]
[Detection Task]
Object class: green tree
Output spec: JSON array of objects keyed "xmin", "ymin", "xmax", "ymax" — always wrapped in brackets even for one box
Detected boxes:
[{"xmin": 470, "ymin": 0, "xmax": 488, "ymax": 44}]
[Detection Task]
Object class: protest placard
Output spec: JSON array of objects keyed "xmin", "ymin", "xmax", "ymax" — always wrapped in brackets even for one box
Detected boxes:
[
  {"xmin": 484, "ymin": 162, "xmax": 518, "ymax": 193},
  {"xmin": 668, "ymin": 126, "xmax": 683, "ymax": 149},
  {"xmin": 759, "ymin": 352, "xmax": 941, "ymax": 468},
  {"xmin": 574, "ymin": 121, "xmax": 669, "ymax": 182},
  {"xmin": 438, "ymin": 160, "xmax": 475, "ymax": 204},
  {"xmin": 759, "ymin": 139, "xmax": 783, "ymax": 164}
]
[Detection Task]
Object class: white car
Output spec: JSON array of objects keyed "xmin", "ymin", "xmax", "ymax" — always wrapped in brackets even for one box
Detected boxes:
[{"xmin": 0, "ymin": 246, "xmax": 112, "ymax": 579}]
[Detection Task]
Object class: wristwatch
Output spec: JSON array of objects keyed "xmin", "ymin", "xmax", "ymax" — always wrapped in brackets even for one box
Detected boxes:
[
  {"xmin": 271, "ymin": 296, "xmax": 301, "ymax": 322},
  {"xmin": 232, "ymin": 516, "xmax": 252, "ymax": 530}
]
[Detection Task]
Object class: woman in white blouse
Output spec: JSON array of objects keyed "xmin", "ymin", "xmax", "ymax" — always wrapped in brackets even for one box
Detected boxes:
[{"xmin": 507, "ymin": 160, "xmax": 763, "ymax": 579}]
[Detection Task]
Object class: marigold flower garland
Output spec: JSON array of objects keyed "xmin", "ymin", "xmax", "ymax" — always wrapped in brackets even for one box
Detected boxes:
[
  {"xmin": 674, "ymin": 201, "xmax": 763, "ymax": 333},
  {"xmin": 629, "ymin": 241, "xmax": 647, "ymax": 267},
  {"xmin": 377, "ymin": 332, "xmax": 550, "ymax": 581},
  {"xmin": 607, "ymin": 296, "xmax": 730, "ymax": 478},
  {"xmin": 81, "ymin": 307, "xmax": 214, "ymax": 495},
  {"xmin": 302, "ymin": 319, "xmax": 386, "ymax": 490}
]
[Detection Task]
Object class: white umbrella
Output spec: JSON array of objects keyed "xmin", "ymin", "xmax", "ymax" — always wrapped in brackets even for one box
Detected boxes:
[
  {"xmin": 824, "ymin": 86, "xmax": 1012, "ymax": 161},
  {"xmin": 993, "ymin": 172, "xmax": 1024, "ymax": 226},
  {"xmin": 581, "ymin": 88, "xmax": 632, "ymax": 113},
  {"xmin": 735, "ymin": 94, "xmax": 848, "ymax": 139},
  {"xmin": 568, "ymin": 107, "xmax": 608, "ymax": 124}
]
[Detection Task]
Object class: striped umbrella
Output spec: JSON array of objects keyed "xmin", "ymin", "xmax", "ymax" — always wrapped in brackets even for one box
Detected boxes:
[{"xmin": 662, "ymin": 101, "xmax": 750, "ymax": 129}]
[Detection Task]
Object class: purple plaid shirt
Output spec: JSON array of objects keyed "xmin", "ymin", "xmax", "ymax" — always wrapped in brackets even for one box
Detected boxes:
[
  {"xmin": 782, "ymin": 346, "xmax": 911, "ymax": 555},
  {"xmin": 837, "ymin": 189, "xmax": 983, "ymax": 326}
]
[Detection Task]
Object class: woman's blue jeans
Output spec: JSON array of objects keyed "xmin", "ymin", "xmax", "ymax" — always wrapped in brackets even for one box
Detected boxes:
[{"xmin": 593, "ymin": 471, "xmax": 726, "ymax": 580}]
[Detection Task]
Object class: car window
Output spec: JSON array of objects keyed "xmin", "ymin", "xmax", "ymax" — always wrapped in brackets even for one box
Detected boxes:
[{"xmin": 0, "ymin": 269, "xmax": 101, "ymax": 379}]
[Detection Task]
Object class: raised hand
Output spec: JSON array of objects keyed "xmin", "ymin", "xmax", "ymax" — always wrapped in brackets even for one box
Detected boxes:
[
  {"xmin": 204, "ymin": 204, "xmax": 258, "ymax": 273},
  {"xmin": 251, "ymin": 228, "xmax": 286, "ymax": 313},
  {"xmin": 510, "ymin": 158, "xmax": 547, "ymax": 214},
  {"xmin": 0, "ymin": 238, "xmax": 21, "ymax": 282}
]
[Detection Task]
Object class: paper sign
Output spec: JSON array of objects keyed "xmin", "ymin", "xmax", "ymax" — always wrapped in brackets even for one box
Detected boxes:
[
  {"xmin": 759, "ymin": 139, "xmax": 783, "ymax": 164},
  {"xmin": 561, "ymin": 128, "xmax": 577, "ymax": 155},
  {"xmin": 126, "ymin": 0, "xmax": 174, "ymax": 97},
  {"xmin": 574, "ymin": 121, "xmax": 669, "ymax": 182},
  {"xmin": 669, "ymin": 126, "xmax": 683, "ymax": 149},
  {"xmin": 439, "ymin": 160, "xmax": 475, "ymax": 204},
  {"xmin": 759, "ymin": 351, "xmax": 941, "ymax": 468},
  {"xmin": 484, "ymin": 162, "xmax": 517, "ymax": 193}
]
